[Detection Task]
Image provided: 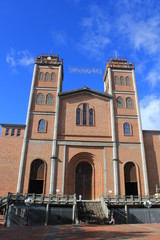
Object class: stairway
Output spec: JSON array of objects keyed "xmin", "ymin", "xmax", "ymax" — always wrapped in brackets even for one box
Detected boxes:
[
  {"xmin": 0, "ymin": 197, "xmax": 7, "ymax": 225},
  {"xmin": 76, "ymin": 201, "xmax": 108, "ymax": 224},
  {"xmin": 0, "ymin": 197, "xmax": 7, "ymax": 211}
]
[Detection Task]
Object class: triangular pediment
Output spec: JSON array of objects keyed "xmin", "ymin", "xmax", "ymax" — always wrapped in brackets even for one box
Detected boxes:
[{"xmin": 59, "ymin": 86, "xmax": 112, "ymax": 100}]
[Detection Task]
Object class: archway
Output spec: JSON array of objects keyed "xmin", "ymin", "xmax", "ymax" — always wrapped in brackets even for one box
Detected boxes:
[
  {"xmin": 28, "ymin": 159, "xmax": 45, "ymax": 194},
  {"xmin": 75, "ymin": 161, "xmax": 92, "ymax": 200},
  {"xmin": 124, "ymin": 162, "xmax": 138, "ymax": 196}
]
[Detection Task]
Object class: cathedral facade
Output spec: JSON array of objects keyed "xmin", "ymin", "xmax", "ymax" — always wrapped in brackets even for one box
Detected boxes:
[{"xmin": 0, "ymin": 55, "xmax": 160, "ymax": 200}]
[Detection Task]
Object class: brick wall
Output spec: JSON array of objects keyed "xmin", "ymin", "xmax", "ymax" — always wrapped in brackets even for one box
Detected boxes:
[
  {"xmin": 143, "ymin": 130, "xmax": 160, "ymax": 195},
  {"xmin": 0, "ymin": 126, "xmax": 25, "ymax": 196}
]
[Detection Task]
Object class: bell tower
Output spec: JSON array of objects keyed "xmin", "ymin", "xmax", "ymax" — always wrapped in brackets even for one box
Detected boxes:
[
  {"xmin": 104, "ymin": 58, "xmax": 149, "ymax": 197},
  {"xmin": 17, "ymin": 54, "xmax": 63, "ymax": 194}
]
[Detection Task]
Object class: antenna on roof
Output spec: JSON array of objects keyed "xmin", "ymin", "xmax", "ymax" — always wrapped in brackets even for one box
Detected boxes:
[{"xmin": 115, "ymin": 51, "xmax": 118, "ymax": 59}]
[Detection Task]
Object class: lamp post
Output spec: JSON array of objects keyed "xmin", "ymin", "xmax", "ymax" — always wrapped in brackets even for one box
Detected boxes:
[
  {"xmin": 56, "ymin": 189, "xmax": 60, "ymax": 195},
  {"xmin": 24, "ymin": 197, "xmax": 33, "ymax": 226},
  {"xmin": 143, "ymin": 200, "xmax": 152, "ymax": 223}
]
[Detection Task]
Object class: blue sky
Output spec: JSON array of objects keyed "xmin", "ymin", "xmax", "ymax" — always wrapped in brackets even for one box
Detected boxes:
[{"xmin": 0, "ymin": 0, "xmax": 160, "ymax": 132}]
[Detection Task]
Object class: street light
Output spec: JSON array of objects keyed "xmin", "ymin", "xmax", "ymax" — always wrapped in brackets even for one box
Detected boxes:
[
  {"xmin": 56, "ymin": 189, "xmax": 60, "ymax": 194},
  {"xmin": 24, "ymin": 197, "xmax": 33, "ymax": 226},
  {"xmin": 56, "ymin": 189, "xmax": 60, "ymax": 203},
  {"xmin": 143, "ymin": 200, "xmax": 152, "ymax": 223}
]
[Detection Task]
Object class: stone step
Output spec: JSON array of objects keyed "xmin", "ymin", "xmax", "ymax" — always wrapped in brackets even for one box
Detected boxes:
[
  {"xmin": 77, "ymin": 201, "xmax": 108, "ymax": 224},
  {"xmin": 0, "ymin": 215, "xmax": 4, "ymax": 225}
]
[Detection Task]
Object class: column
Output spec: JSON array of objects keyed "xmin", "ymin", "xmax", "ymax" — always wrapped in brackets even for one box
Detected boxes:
[
  {"xmin": 49, "ymin": 65, "xmax": 62, "ymax": 194},
  {"xmin": 108, "ymin": 67, "xmax": 119, "ymax": 196},
  {"xmin": 132, "ymin": 69, "xmax": 149, "ymax": 196},
  {"xmin": 62, "ymin": 145, "xmax": 66, "ymax": 195},
  {"xmin": 104, "ymin": 147, "xmax": 107, "ymax": 196},
  {"xmin": 17, "ymin": 64, "xmax": 37, "ymax": 193}
]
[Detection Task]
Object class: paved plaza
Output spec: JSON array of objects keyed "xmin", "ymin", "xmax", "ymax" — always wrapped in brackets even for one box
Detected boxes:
[{"xmin": 0, "ymin": 223, "xmax": 160, "ymax": 240}]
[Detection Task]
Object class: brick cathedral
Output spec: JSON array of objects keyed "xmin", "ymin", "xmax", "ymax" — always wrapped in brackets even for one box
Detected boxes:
[{"xmin": 0, "ymin": 55, "xmax": 160, "ymax": 200}]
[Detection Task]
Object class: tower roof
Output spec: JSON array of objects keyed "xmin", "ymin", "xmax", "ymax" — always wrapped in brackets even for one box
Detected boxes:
[
  {"xmin": 103, "ymin": 58, "xmax": 135, "ymax": 82},
  {"xmin": 35, "ymin": 54, "xmax": 63, "ymax": 66}
]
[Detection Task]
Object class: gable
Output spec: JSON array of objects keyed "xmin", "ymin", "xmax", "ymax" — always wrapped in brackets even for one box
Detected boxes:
[
  {"xmin": 58, "ymin": 91, "xmax": 111, "ymax": 139},
  {"xmin": 59, "ymin": 87, "xmax": 112, "ymax": 101}
]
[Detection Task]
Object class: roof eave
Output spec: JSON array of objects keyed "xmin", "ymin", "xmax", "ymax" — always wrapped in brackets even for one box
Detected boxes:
[{"xmin": 59, "ymin": 88, "xmax": 112, "ymax": 100}]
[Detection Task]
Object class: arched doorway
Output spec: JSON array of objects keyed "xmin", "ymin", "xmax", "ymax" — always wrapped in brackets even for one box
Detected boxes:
[
  {"xmin": 124, "ymin": 162, "xmax": 138, "ymax": 196},
  {"xmin": 75, "ymin": 161, "xmax": 92, "ymax": 200},
  {"xmin": 28, "ymin": 159, "xmax": 45, "ymax": 194}
]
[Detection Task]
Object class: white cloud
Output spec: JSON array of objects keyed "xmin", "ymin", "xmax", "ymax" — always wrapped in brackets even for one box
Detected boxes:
[
  {"xmin": 117, "ymin": 15, "xmax": 160, "ymax": 54},
  {"xmin": 6, "ymin": 54, "xmax": 16, "ymax": 67},
  {"xmin": 140, "ymin": 95, "xmax": 160, "ymax": 130},
  {"xmin": 6, "ymin": 49, "xmax": 34, "ymax": 67},
  {"xmin": 135, "ymin": 61, "xmax": 147, "ymax": 75},
  {"xmin": 17, "ymin": 50, "xmax": 34, "ymax": 66},
  {"xmin": 145, "ymin": 58, "xmax": 160, "ymax": 87},
  {"xmin": 146, "ymin": 70, "xmax": 160, "ymax": 88},
  {"xmin": 78, "ymin": 4, "xmax": 110, "ymax": 58},
  {"xmin": 52, "ymin": 30, "xmax": 68, "ymax": 46}
]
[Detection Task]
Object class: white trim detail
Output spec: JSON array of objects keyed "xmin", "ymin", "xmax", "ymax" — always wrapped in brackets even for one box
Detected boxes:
[
  {"xmin": 119, "ymin": 142, "xmax": 140, "ymax": 146},
  {"xmin": 108, "ymin": 67, "xmax": 119, "ymax": 196},
  {"xmin": 62, "ymin": 145, "xmax": 66, "ymax": 195},
  {"xmin": 31, "ymin": 111, "xmax": 55, "ymax": 115},
  {"xmin": 111, "ymin": 69, "xmax": 132, "ymax": 73},
  {"xmin": 57, "ymin": 141, "xmax": 113, "ymax": 147},
  {"xmin": 104, "ymin": 147, "xmax": 107, "ymax": 196},
  {"xmin": 50, "ymin": 65, "xmax": 62, "ymax": 194},
  {"xmin": 17, "ymin": 64, "xmax": 38, "ymax": 193},
  {"xmin": 116, "ymin": 115, "xmax": 138, "ymax": 119},
  {"xmin": 113, "ymin": 91, "xmax": 135, "ymax": 95},
  {"xmin": 39, "ymin": 66, "xmax": 60, "ymax": 69},
  {"xmin": 28, "ymin": 139, "xmax": 52, "ymax": 143},
  {"xmin": 27, "ymin": 139, "xmax": 140, "ymax": 146},
  {"xmin": 35, "ymin": 87, "xmax": 57, "ymax": 91},
  {"xmin": 132, "ymin": 69, "xmax": 149, "ymax": 196}
]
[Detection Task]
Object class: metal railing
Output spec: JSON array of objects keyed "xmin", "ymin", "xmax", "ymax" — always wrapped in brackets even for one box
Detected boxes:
[
  {"xmin": 104, "ymin": 195, "xmax": 160, "ymax": 205},
  {"xmin": 4, "ymin": 192, "xmax": 76, "ymax": 205},
  {"xmin": 0, "ymin": 197, "xmax": 8, "ymax": 209}
]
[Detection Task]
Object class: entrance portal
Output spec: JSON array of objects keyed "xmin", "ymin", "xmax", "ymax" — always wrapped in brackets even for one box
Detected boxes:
[
  {"xmin": 75, "ymin": 162, "xmax": 92, "ymax": 200},
  {"xmin": 124, "ymin": 162, "xmax": 138, "ymax": 196},
  {"xmin": 28, "ymin": 159, "xmax": 45, "ymax": 194}
]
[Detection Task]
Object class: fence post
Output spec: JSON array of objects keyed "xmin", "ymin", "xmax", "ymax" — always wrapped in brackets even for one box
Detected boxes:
[
  {"xmin": 45, "ymin": 204, "xmax": 49, "ymax": 226},
  {"xmin": 4, "ymin": 192, "xmax": 11, "ymax": 227}
]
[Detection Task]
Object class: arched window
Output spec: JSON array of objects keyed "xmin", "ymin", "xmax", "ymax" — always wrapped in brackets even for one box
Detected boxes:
[
  {"xmin": 89, "ymin": 108, "xmax": 93, "ymax": 125},
  {"xmin": 36, "ymin": 93, "xmax": 44, "ymax": 105},
  {"xmin": 83, "ymin": 103, "xmax": 87, "ymax": 125},
  {"xmin": 115, "ymin": 76, "xmax": 119, "ymax": 85},
  {"xmin": 17, "ymin": 129, "xmax": 21, "ymax": 136},
  {"xmin": 120, "ymin": 76, "xmax": 124, "ymax": 85},
  {"xmin": 45, "ymin": 72, "xmax": 49, "ymax": 81},
  {"xmin": 117, "ymin": 97, "xmax": 124, "ymax": 108},
  {"xmin": 126, "ymin": 76, "xmax": 130, "ymax": 86},
  {"xmin": 11, "ymin": 128, "xmax": 15, "ymax": 136},
  {"xmin": 126, "ymin": 97, "xmax": 133, "ymax": 108},
  {"xmin": 124, "ymin": 122, "xmax": 131, "ymax": 135},
  {"xmin": 76, "ymin": 108, "xmax": 81, "ymax": 125},
  {"xmin": 39, "ymin": 72, "xmax": 44, "ymax": 81},
  {"xmin": 38, "ymin": 119, "xmax": 46, "ymax": 132},
  {"xmin": 5, "ymin": 128, "xmax": 9, "ymax": 136},
  {"xmin": 51, "ymin": 72, "xmax": 55, "ymax": 81},
  {"xmin": 76, "ymin": 103, "xmax": 95, "ymax": 126},
  {"xmin": 46, "ymin": 93, "xmax": 53, "ymax": 105}
]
